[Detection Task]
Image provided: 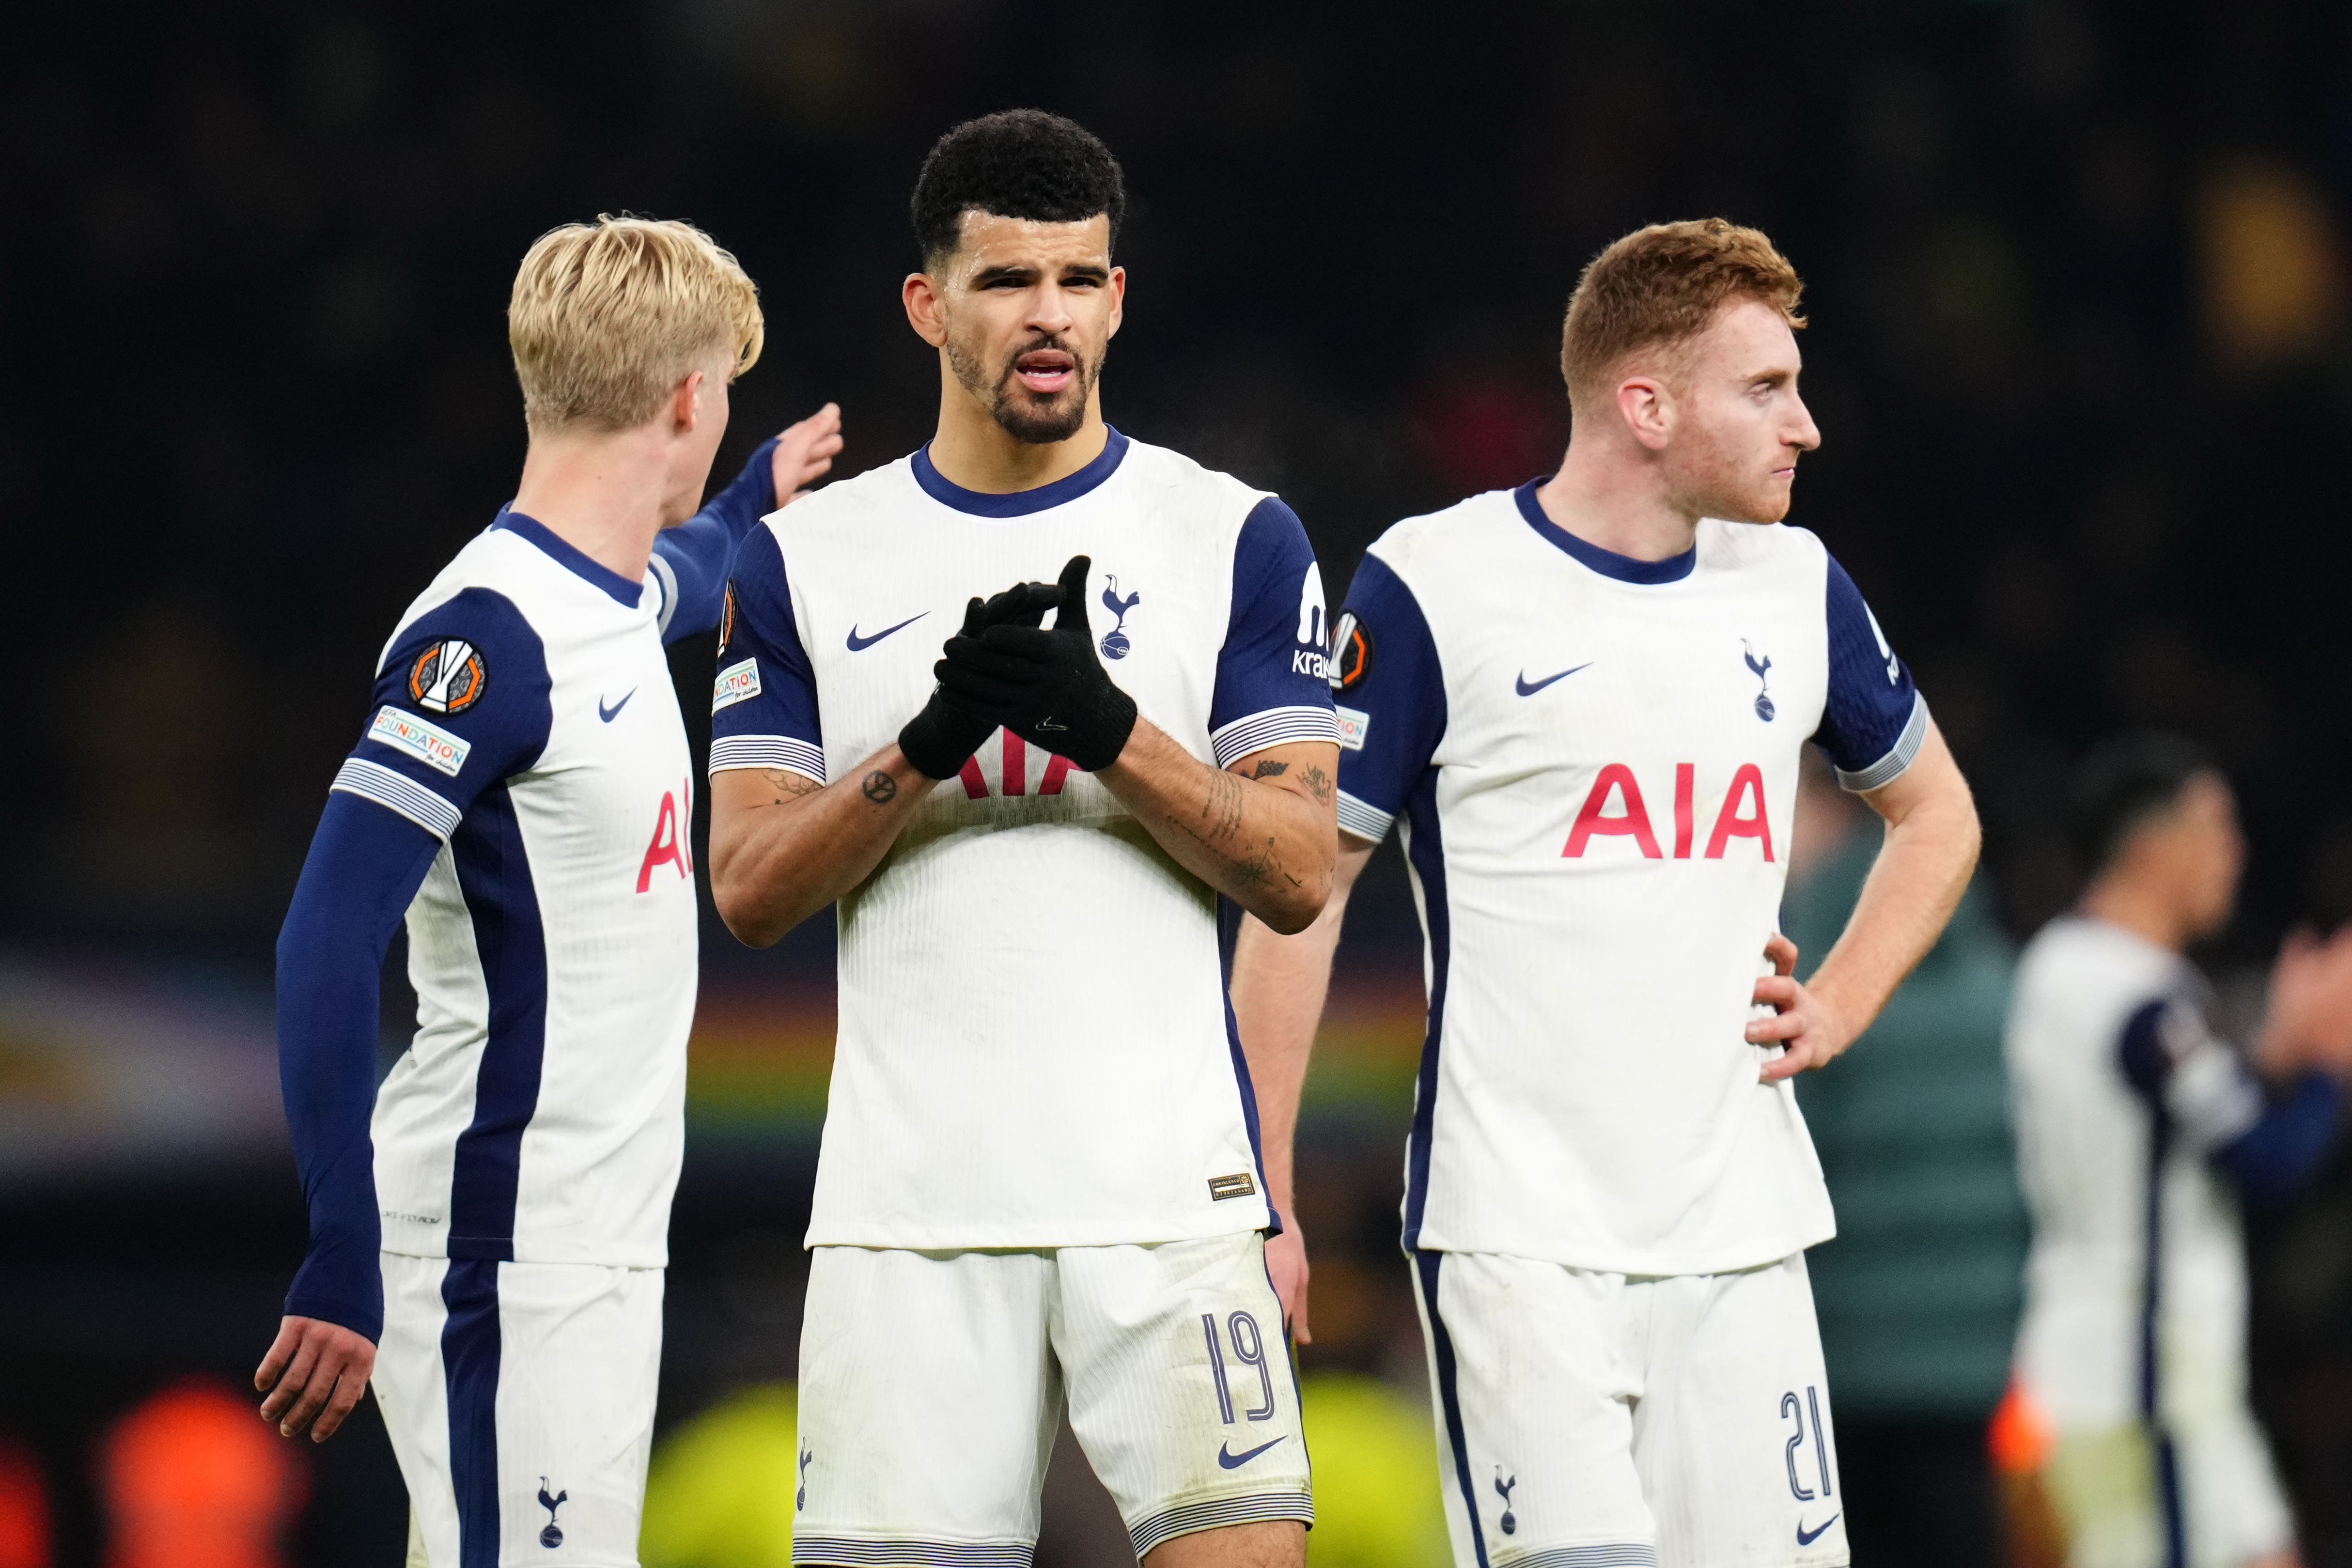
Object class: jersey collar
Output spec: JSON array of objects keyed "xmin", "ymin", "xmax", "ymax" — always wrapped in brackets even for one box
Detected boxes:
[
  {"xmin": 1514, "ymin": 480, "xmax": 1697, "ymax": 586},
  {"xmin": 912, "ymin": 426, "xmax": 1131, "ymax": 517},
  {"xmin": 492, "ymin": 507, "xmax": 646, "ymax": 608}
]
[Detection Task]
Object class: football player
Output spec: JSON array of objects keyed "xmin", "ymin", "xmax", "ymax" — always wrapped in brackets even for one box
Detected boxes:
[
  {"xmin": 258, "ymin": 215, "xmax": 839, "ymax": 1564},
  {"xmin": 706, "ymin": 111, "xmax": 1338, "ymax": 1567},
  {"xmin": 1231, "ymin": 219, "xmax": 1982, "ymax": 1568}
]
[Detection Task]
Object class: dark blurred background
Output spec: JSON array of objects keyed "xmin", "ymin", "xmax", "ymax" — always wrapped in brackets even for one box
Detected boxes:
[{"xmin": 5, "ymin": 1, "xmax": 2352, "ymax": 1564}]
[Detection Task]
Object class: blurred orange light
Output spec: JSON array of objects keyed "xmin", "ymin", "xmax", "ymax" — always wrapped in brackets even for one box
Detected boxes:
[{"xmin": 98, "ymin": 1380, "xmax": 305, "ymax": 1568}]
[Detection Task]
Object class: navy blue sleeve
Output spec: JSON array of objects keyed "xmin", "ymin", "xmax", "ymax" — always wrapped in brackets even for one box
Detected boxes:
[
  {"xmin": 2214, "ymin": 1074, "xmax": 2343, "ymax": 1214},
  {"xmin": 650, "ymin": 438, "xmax": 779, "ymax": 645},
  {"xmin": 1814, "ymin": 551, "xmax": 1927, "ymax": 792},
  {"xmin": 707, "ymin": 523, "xmax": 825, "ymax": 780},
  {"xmin": 1329, "ymin": 551, "xmax": 1447, "ymax": 843},
  {"xmin": 2116, "ymin": 994, "xmax": 2341, "ymax": 1212},
  {"xmin": 1207, "ymin": 497, "xmax": 1341, "ymax": 768},
  {"xmin": 275, "ymin": 797, "xmax": 441, "ymax": 1340},
  {"xmin": 276, "ymin": 589, "xmax": 553, "ymax": 1341}
]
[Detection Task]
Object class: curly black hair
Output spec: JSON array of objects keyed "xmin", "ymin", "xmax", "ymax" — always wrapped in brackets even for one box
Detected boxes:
[{"xmin": 910, "ymin": 109, "xmax": 1126, "ymax": 265}]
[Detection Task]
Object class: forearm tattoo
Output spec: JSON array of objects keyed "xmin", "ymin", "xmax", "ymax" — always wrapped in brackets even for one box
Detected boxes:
[
  {"xmin": 1174, "ymin": 768, "xmax": 1297, "ymax": 890},
  {"xmin": 756, "ymin": 768, "xmax": 822, "ymax": 807},
  {"xmin": 861, "ymin": 770, "xmax": 899, "ymax": 805}
]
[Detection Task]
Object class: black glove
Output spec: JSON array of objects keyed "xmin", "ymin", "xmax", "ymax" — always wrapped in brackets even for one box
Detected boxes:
[
  {"xmin": 897, "ymin": 581, "xmax": 1061, "ymax": 779},
  {"xmin": 936, "ymin": 554, "xmax": 1138, "ymax": 773}
]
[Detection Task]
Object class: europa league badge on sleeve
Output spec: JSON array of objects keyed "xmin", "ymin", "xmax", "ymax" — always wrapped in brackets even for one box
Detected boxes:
[{"xmin": 407, "ymin": 638, "xmax": 489, "ymax": 715}]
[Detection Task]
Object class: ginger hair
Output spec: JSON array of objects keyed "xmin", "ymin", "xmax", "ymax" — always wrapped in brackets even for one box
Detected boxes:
[{"xmin": 1561, "ymin": 218, "xmax": 1805, "ymax": 411}]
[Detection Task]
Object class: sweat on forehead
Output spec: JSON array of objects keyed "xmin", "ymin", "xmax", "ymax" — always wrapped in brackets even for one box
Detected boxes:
[{"xmin": 911, "ymin": 109, "xmax": 1126, "ymax": 265}]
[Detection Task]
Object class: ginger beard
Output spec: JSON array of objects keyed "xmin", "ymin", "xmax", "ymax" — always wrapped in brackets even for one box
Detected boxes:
[
  {"xmin": 945, "ymin": 326, "xmax": 1103, "ymax": 446},
  {"xmin": 1648, "ymin": 299, "xmax": 1817, "ymax": 526}
]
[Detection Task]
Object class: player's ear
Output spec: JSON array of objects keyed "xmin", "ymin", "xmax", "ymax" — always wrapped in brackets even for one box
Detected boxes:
[
  {"xmin": 903, "ymin": 271, "xmax": 949, "ymax": 348},
  {"xmin": 1616, "ymin": 374, "xmax": 1672, "ymax": 451},
  {"xmin": 1105, "ymin": 265, "xmax": 1126, "ymax": 341},
  {"xmin": 670, "ymin": 368, "xmax": 706, "ymax": 435}
]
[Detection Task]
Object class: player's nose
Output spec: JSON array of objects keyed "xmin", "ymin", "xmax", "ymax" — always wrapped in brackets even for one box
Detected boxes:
[
  {"xmin": 1028, "ymin": 284, "xmax": 1076, "ymax": 332},
  {"xmin": 1787, "ymin": 393, "xmax": 1822, "ymax": 452}
]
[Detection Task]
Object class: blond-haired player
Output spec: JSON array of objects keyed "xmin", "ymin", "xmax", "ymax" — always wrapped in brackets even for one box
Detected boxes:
[
  {"xmin": 255, "ymin": 215, "xmax": 839, "ymax": 1564},
  {"xmin": 1231, "ymin": 220, "xmax": 1983, "ymax": 1567}
]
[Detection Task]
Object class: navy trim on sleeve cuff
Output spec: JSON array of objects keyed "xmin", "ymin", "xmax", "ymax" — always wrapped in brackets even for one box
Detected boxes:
[
  {"xmin": 1337, "ymin": 791, "xmax": 1395, "ymax": 842},
  {"xmin": 1833, "ymin": 692, "xmax": 1929, "ymax": 792}
]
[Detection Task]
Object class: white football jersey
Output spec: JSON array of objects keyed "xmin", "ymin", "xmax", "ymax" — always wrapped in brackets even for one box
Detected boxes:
[
  {"xmin": 1331, "ymin": 482, "xmax": 1927, "ymax": 1275},
  {"xmin": 333, "ymin": 512, "xmax": 701, "ymax": 1268},
  {"xmin": 2007, "ymin": 916, "xmax": 2265, "ymax": 1432},
  {"xmin": 709, "ymin": 429, "xmax": 1339, "ymax": 1249}
]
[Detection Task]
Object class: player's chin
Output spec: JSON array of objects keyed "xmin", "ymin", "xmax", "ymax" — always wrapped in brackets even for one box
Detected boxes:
[
  {"xmin": 1724, "ymin": 482, "xmax": 1793, "ymax": 525},
  {"xmin": 991, "ymin": 386, "xmax": 1089, "ymax": 446}
]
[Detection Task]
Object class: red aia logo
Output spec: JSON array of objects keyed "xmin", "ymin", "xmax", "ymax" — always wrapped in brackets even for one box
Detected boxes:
[
  {"xmin": 957, "ymin": 733, "xmax": 1077, "ymax": 800},
  {"xmin": 1564, "ymin": 762, "xmax": 1774, "ymax": 861},
  {"xmin": 638, "ymin": 777, "xmax": 696, "ymax": 891}
]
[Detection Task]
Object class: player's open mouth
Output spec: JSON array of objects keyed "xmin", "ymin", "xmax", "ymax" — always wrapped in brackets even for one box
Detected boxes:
[{"xmin": 1013, "ymin": 349, "xmax": 1076, "ymax": 395}]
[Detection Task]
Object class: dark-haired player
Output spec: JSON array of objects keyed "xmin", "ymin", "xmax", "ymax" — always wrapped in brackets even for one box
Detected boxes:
[
  {"xmin": 2004, "ymin": 735, "xmax": 2352, "ymax": 1568},
  {"xmin": 1231, "ymin": 220, "xmax": 1982, "ymax": 1568},
  {"xmin": 706, "ymin": 111, "xmax": 1335, "ymax": 1567}
]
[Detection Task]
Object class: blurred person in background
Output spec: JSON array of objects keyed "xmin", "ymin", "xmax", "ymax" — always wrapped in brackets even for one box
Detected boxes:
[
  {"xmin": 2004, "ymin": 734, "xmax": 2352, "ymax": 1568},
  {"xmin": 1232, "ymin": 219, "xmax": 1980, "ymax": 1568},
  {"xmin": 1782, "ymin": 753, "xmax": 2025, "ymax": 1568},
  {"xmin": 256, "ymin": 214, "xmax": 839, "ymax": 1564}
]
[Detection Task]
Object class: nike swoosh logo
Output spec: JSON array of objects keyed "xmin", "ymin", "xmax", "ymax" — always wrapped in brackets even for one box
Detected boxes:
[
  {"xmin": 1515, "ymin": 664, "xmax": 1591, "ymax": 696},
  {"xmin": 1217, "ymin": 1436, "xmax": 1287, "ymax": 1470},
  {"xmin": 1036, "ymin": 716, "xmax": 1067, "ymax": 731},
  {"xmin": 598, "ymin": 690, "xmax": 635, "ymax": 722},
  {"xmin": 846, "ymin": 613, "xmax": 928, "ymax": 652},
  {"xmin": 1796, "ymin": 1514, "xmax": 1839, "ymax": 1547}
]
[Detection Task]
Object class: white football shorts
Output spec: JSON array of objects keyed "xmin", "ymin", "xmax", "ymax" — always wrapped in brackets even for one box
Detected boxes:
[
  {"xmin": 1410, "ymin": 1248, "xmax": 1849, "ymax": 1568},
  {"xmin": 2036, "ymin": 1409, "xmax": 2294, "ymax": 1568},
  {"xmin": 793, "ymin": 1230, "xmax": 1314, "ymax": 1564},
  {"xmin": 373, "ymin": 1252, "xmax": 663, "ymax": 1568}
]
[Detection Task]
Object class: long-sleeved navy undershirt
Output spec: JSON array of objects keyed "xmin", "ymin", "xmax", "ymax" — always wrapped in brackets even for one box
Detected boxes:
[
  {"xmin": 276, "ymin": 442, "xmax": 776, "ymax": 1341},
  {"xmin": 2119, "ymin": 996, "xmax": 2346, "ymax": 1219}
]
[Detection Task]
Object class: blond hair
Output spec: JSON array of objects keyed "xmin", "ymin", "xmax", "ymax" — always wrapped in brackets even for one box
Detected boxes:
[
  {"xmin": 1561, "ymin": 218, "xmax": 1805, "ymax": 410},
  {"xmin": 508, "ymin": 215, "xmax": 764, "ymax": 433}
]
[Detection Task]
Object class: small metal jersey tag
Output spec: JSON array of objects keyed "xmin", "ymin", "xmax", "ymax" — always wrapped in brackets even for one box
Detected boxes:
[{"xmin": 1208, "ymin": 1173, "xmax": 1258, "ymax": 1201}]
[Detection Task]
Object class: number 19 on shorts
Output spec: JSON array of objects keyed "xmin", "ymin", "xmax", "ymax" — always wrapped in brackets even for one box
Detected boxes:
[{"xmin": 1202, "ymin": 1312, "xmax": 1277, "ymax": 1424}]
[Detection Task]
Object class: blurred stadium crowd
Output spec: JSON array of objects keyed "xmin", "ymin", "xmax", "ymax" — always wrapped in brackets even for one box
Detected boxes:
[{"xmin": 3, "ymin": 1, "xmax": 2352, "ymax": 1565}]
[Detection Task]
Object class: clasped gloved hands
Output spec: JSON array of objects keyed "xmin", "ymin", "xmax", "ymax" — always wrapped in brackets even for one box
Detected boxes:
[
  {"xmin": 897, "ymin": 579, "xmax": 1062, "ymax": 779},
  {"xmin": 935, "ymin": 554, "xmax": 1139, "ymax": 774}
]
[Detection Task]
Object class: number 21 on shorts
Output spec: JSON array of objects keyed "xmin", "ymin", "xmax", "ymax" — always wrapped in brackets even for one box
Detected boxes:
[{"xmin": 1782, "ymin": 1384, "xmax": 1836, "ymax": 1500}]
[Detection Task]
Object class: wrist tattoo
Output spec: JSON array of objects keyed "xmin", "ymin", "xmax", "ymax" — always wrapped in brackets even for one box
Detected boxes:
[{"xmin": 861, "ymin": 770, "xmax": 899, "ymax": 804}]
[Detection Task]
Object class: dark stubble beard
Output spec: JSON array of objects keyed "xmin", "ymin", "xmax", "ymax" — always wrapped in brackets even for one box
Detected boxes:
[{"xmin": 947, "ymin": 332, "xmax": 1102, "ymax": 446}]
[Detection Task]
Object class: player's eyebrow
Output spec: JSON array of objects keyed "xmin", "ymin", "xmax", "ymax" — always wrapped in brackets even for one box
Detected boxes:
[
  {"xmin": 969, "ymin": 261, "xmax": 1110, "ymax": 288},
  {"xmin": 968, "ymin": 263, "xmax": 1040, "ymax": 287}
]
